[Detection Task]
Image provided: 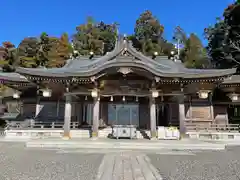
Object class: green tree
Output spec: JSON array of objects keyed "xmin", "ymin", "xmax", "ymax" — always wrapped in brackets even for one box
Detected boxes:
[
  {"xmin": 45, "ymin": 33, "xmax": 72, "ymax": 68},
  {"xmin": 204, "ymin": 18, "xmax": 228, "ymax": 68},
  {"xmin": 173, "ymin": 26, "xmax": 210, "ymax": 68},
  {"xmin": 0, "ymin": 46, "xmax": 6, "ymax": 64},
  {"xmin": 184, "ymin": 34, "xmax": 209, "ymax": 68},
  {"xmin": 97, "ymin": 21, "xmax": 118, "ymax": 54},
  {"xmin": 0, "ymin": 42, "xmax": 17, "ymax": 71},
  {"xmin": 72, "ymin": 17, "xmax": 117, "ymax": 56},
  {"xmin": 15, "ymin": 32, "xmax": 72, "ymax": 68},
  {"xmin": 205, "ymin": 2, "xmax": 240, "ymax": 68},
  {"xmin": 131, "ymin": 10, "xmax": 172, "ymax": 56},
  {"xmin": 37, "ymin": 32, "xmax": 53, "ymax": 66},
  {"xmin": 55, "ymin": 33, "xmax": 73, "ymax": 66},
  {"xmin": 13, "ymin": 33, "xmax": 51, "ymax": 68},
  {"xmin": 17, "ymin": 37, "xmax": 39, "ymax": 68},
  {"xmin": 43, "ymin": 36, "xmax": 59, "ymax": 67}
]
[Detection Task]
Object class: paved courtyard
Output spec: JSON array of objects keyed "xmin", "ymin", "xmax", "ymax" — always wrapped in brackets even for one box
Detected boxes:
[
  {"xmin": 0, "ymin": 142, "xmax": 102, "ymax": 180},
  {"xmin": 1, "ymin": 142, "xmax": 240, "ymax": 180},
  {"xmin": 148, "ymin": 146, "xmax": 240, "ymax": 180}
]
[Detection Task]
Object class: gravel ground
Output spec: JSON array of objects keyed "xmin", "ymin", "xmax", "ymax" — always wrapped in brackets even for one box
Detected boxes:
[
  {"xmin": 148, "ymin": 146, "xmax": 240, "ymax": 180},
  {"xmin": 3, "ymin": 142, "xmax": 240, "ymax": 180},
  {"xmin": 0, "ymin": 142, "xmax": 103, "ymax": 180}
]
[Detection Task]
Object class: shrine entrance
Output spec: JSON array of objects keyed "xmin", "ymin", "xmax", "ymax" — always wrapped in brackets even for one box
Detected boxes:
[
  {"xmin": 156, "ymin": 104, "xmax": 169, "ymax": 127},
  {"xmin": 108, "ymin": 103, "xmax": 139, "ymax": 126}
]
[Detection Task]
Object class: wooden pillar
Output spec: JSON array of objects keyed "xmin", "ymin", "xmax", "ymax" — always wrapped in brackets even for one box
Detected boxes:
[
  {"xmin": 209, "ymin": 93, "xmax": 214, "ymax": 121},
  {"xmin": 92, "ymin": 97, "xmax": 100, "ymax": 138},
  {"xmin": 63, "ymin": 95, "xmax": 72, "ymax": 139},
  {"xmin": 178, "ymin": 95, "xmax": 186, "ymax": 135},
  {"xmin": 33, "ymin": 96, "xmax": 41, "ymax": 127},
  {"xmin": 189, "ymin": 96, "xmax": 193, "ymax": 120},
  {"xmin": 35, "ymin": 97, "xmax": 41, "ymax": 116},
  {"xmin": 149, "ymin": 97, "xmax": 157, "ymax": 139}
]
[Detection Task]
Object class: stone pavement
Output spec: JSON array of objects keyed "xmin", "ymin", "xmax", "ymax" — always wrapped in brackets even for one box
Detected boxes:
[
  {"xmin": 96, "ymin": 152, "xmax": 162, "ymax": 180},
  {"xmin": 25, "ymin": 138, "xmax": 227, "ymax": 150},
  {"xmin": 3, "ymin": 141, "xmax": 240, "ymax": 180},
  {"xmin": 148, "ymin": 147, "xmax": 240, "ymax": 180},
  {"xmin": 55, "ymin": 148, "xmax": 196, "ymax": 155},
  {"xmin": 0, "ymin": 142, "xmax": 164, "ymax": 180},
  {"xmin": 0, "ymin": 142, "xmax": 102, "ymax": 180}
]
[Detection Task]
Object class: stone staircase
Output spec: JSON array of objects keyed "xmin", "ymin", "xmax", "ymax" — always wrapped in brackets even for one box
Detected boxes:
[
  {"xmin": 71, "ymin": 130, "xmax": 91, "ymax": 138},
  {"xmin": 3, "ymin": 128, "xmax": 152, "ymax": 139},
  {"xmin": 191, "ymin": 106, "xmax": 210, "ymax": 120},
  {"xmin": 72, "ymin": 128, "xmax": 114, "ymax": 138},
  {"xmin": 137, "ymin": 130, "xmax": 151, "ymax": 139},
  {"xmin": 99, "ymin": 127, "xmax": 112, "ymax": 138},
  {"xmin": 186, "ymin": 106, "xmax": 212, "ymax": 127}
]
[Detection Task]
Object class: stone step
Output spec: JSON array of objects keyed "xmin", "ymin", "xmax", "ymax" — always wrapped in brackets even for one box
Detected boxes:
[{"xmin": 26, "ymin": 140, "xmax": 226, "ymax": 150}]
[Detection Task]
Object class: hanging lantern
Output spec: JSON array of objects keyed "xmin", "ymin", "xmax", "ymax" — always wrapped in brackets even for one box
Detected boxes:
[
  {"xmin": 110, "ymin": 96, "xmax": 113, "ymax": 102},
  {"xmin": 227, "ymin": 93, "xmax": 239, "ymax": 101},
  {"xmin": 42, "ymin": 89, "xmax": 52, "ymax": 97},
  {"xmin": 13, "ymin": 92, "xmax": 20, "ymax": 99},
  {"xmin": 91, "ymin": 89, "xmax": 98, "ymax": 98},
  {"xmin": 152, "ymin": 90, "xmax": 159, "ymax": 98},
  {"xmin": 198, "ymin": 90, "xmax": 210, "ymax": 99},
  {"xmin": 136, "ymin": 96, "xmax": 138, "ymax": 102}
]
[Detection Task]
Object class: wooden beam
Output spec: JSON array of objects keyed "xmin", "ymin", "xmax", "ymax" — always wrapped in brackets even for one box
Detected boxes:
[{"xmin": 64, "ymin": 90, "xmax": 184, "ymax": 97}]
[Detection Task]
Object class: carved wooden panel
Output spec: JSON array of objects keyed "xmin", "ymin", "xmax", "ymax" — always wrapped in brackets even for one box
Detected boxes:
[{"xmin": 191, "ymin": 105, "xmax": 210, "ymax": 120}]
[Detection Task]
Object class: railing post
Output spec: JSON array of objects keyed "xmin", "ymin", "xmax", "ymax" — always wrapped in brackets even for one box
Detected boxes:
[
  {"xmin": 51, "ymin": 122, "xmax": 55, "ymax": 128},
  {"xmin": 72, "ymin": 122, "xmax": 76, "ymax": 129},
  {"xmin": 63, "ymin": 95, "xmax": 72, "ymax": 139},
  {"xmin": 209, "ymin": 92, "xmax": 214, "ymax": 122},
  {"xmin": 149, "ymin": 96, "xmax": 157, "ymax": 139},
  {"xmin": 178, "ymin": 95, "xmax": 186, "ymax": 136},
  {"xmin": 92, "ymin": 97, "xmax": 100, "ymax": 138}
]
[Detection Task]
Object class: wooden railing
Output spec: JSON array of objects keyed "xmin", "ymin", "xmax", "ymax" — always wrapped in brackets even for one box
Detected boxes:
[
  {"xmin": 185, "ymin": 123, "xmax": 239, "ymax": 132},
  {"xmin": 6, "ymin": 122, "xmax": 80, "ymax": 129}
]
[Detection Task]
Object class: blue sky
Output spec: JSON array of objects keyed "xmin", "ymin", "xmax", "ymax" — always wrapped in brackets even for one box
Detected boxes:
[{"xmin": 0, "ymin": 0, "xmax": 234, "ymax": 46}]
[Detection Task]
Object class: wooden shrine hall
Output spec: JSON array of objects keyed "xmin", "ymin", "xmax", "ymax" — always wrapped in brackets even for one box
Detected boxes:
[{"xmin": 1, "ymin": 36, "xmax": 240, "ymax": 139}]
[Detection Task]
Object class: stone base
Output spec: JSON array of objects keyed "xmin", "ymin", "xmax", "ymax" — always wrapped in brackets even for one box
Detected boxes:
[
  {"xmin": 150, "ymin": 131, "xmax": 157, "ymax": 139},
  {"xmin": 91, "ymin": 131, "xmax": 98, "ymax": 138},
  {"xmin": 62, "ymin": 133, "xmax": 71, "ymax": 140},
  {"xmin": 180, "ymin": 133, "xmax": 188, "ymax": 139},
  {"xmin": 150, "ymin": 137, "xmax": 157, "ymax": 141}
]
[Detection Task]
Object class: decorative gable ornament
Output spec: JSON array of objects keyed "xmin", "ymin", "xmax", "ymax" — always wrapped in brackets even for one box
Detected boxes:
[
  {"xmin": 118, "ymin": 67, "xmax": 132, "ymax": 75},
  {"xmin": 121, "ymin": 48, "xmax": 128, "ymax": 56}
]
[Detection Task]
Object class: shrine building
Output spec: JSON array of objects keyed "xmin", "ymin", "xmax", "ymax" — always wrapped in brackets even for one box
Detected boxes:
[{"xmin": 1, "ymin": 36, "xmax": 240, "ymax": 140}]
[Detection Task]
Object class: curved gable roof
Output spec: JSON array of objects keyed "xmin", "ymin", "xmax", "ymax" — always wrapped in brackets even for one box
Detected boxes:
[
  {"xmin": 0, "ymin": 72, "xmax": 29, "ymax": 82},
  {"xmin": 15, "ymin": 36, "xmax": 236, "ymax": 79}
]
